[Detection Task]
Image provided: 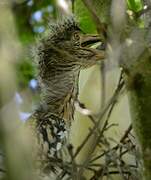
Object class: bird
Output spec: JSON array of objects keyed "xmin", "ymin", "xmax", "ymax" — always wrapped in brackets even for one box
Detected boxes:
[{"xmin": 26, "ymin": 17, "xmax": 105, "ymax": 177}]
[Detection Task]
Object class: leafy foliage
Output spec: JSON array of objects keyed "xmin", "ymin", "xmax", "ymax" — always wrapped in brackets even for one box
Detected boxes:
[
  {"xmin": 11, "ymin": 0, "xmax": 57, "ymax": 89},
  {"xmin": 127, "ymin": 0, "xmax": 143, "ymax": 12},
  {"xmin": 5, "ymin": 0, "xmax": 150, "ymax": 179},
  {"xmin": 16, "ymin": 58, "xmax": 35, "ymax": 89},
  {"xmin": 75, "ymin": 0, "xmax": 97, "ymax": 33}
]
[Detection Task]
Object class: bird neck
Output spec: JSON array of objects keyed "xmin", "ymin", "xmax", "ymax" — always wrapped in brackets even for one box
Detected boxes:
[{"xmin": 40, "ymin": 70, "xmax": 80, "ymax": 125}]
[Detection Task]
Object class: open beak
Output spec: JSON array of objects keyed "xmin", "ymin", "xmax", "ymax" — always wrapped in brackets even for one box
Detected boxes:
[
  {"xmin": 80, "ymin": 34, "xmax": 101, "ymax": 47},
  {"xmin": 80, "ymin": 34, "xmax": 105, "ymax": 60}
]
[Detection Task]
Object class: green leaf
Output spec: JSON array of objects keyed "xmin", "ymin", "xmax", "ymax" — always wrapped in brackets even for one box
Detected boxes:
[
  {"xmin": 16, "ymin": 58, "xmax": 35, "ymax": 89},
  {"xmin": 127, "ymin": 0, "xmax": 143, "ymax": 12},
  {"xmin": 75, "ymin": 0, "xmax": 97, "ymax": 34}
]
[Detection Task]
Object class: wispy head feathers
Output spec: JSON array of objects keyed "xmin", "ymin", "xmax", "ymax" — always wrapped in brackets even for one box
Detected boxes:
[
  {"xmin": 50, "ymin": 16, "xmax": 79, "ymax": 36},
  {"xmin": 43, "ymin": 16, "xmax": 80, "ymax": 44}
]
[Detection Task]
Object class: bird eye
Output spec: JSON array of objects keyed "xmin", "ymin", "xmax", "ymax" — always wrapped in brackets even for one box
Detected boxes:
[{"xmin": 73, "ymin": 32, "xmax": 80, "ymax": 41}]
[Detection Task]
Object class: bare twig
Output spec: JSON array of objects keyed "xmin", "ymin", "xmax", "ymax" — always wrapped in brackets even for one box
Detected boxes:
[
  {"xmin": 82, "ymin": 0, "xmax": 107, "ymax": 39},
  {"xmin": 67, "ymin": 145, "xmax": 78, "ymax": 180},
  {"xmin": 90, "ymin": 123, "xmax": 133, "ymax": 164},
  {"xmin": 71, "ymin": 0, "xmax": 75, "ymax": 13},
  {"xmin": 73, "ymin": 71, "xmax": 124, "ymax": 178},
  {"xmin": 89, "ymin": 123, "xmax": 136, "ymax": 179},
  {"xmin": 73, "ymin": 78, "xmax": 124, "ymax": 160},
  {"xmin": 72, "ymin": 70, "xmax": 139, "ymax": 179},
  {"xmin": 120, "ymin": 124, "xmax": 132, "ymax": 144},
  {"xmin": 100, "ymin": 61, "xmax": 106, "ymax": 109}
]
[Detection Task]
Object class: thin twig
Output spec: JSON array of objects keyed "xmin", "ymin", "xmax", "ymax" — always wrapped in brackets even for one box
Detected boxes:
[
  {"xmin": 100, "ymin": 61, "xmax": 106, "ymax": 109},
  {"xmin": 90, "ymin": 123, "xmax": 132, "ymax": 164},
  {"xmin": 71, "ymin": 0, "xmax": 75, "ymax": 13},
  {"xmin": 74, "ymin": 73, "xmax": 124, "ymax": 178},
  {"xmin": 82, "ymin": 0, "xmax": 107, "ymax": 39},
  {"xmin": 73, "ymin": 80, "xmax": 123, "ymax": 159},
  {"xmin": 67, "ymin": 145, "xmax": 78, "ymax": 180},
  {"xmin": 89, "ymin": 123, "xmax": 135, "ymax": 179},
  {"xmin": 120, "ymin": 124, "xmax": 132, "ymax": 143}
]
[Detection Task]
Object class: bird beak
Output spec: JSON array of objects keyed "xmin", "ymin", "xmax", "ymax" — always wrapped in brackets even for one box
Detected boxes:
[
  {"xmin": 80, "ymin": 35, "xmax": 101, "ymax": 47},
  {"xmin": 80, "ymin": 34, "xmax": 105, "ymax": 60}
]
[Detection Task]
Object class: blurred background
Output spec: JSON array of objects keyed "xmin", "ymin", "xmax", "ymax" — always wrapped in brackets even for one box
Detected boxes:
[
  {"xmin": 0, "ymin": 0, "xmax": 137, "ymax": 179},
  {"xmin": 1, "ymin": 0, "xmax": 131, "ymax": 139},
  {"xmin": 6, "ymin": 0, "xmax": 74, "ymax": 121}
]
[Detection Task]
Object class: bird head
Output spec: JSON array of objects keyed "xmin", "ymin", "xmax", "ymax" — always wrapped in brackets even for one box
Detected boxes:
[
  {"xmin": 35, "ymin": 17, "xmax": 105, "ymax": 117},
  {"xmin": 37, "ymin": 17, "xmax": 105, "ymax": 77}
]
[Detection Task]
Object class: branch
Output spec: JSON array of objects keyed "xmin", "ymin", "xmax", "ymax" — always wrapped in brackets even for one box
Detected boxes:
[
  {"xmin": 73, "ymin": 71, "xmax": 124, "ymax": 177},
  {"xmin": 82, "ymin": 0, "xmax": 107, "ymax": 39}
]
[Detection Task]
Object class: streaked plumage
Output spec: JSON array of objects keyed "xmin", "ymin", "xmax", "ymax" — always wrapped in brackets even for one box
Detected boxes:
[{"xmin": 27, "ymin": 17, "xmax": 105, "ymax": 177}]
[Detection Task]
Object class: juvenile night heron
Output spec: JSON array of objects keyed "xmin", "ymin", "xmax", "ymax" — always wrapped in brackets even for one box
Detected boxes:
[{"xmin": 27, "ymin": 17, "xmax": 105, "ymax": 176}]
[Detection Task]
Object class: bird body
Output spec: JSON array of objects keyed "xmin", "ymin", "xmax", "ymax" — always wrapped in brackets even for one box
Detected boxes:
[{"xmin": 26, "ymin": 17, "xmax": 105, "ymax": 177}]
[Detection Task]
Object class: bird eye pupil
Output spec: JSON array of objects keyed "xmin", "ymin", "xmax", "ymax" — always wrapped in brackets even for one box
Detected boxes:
[{"xmin": 73, "ymin": 33, "xmax": 80, "ymax": 40}]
